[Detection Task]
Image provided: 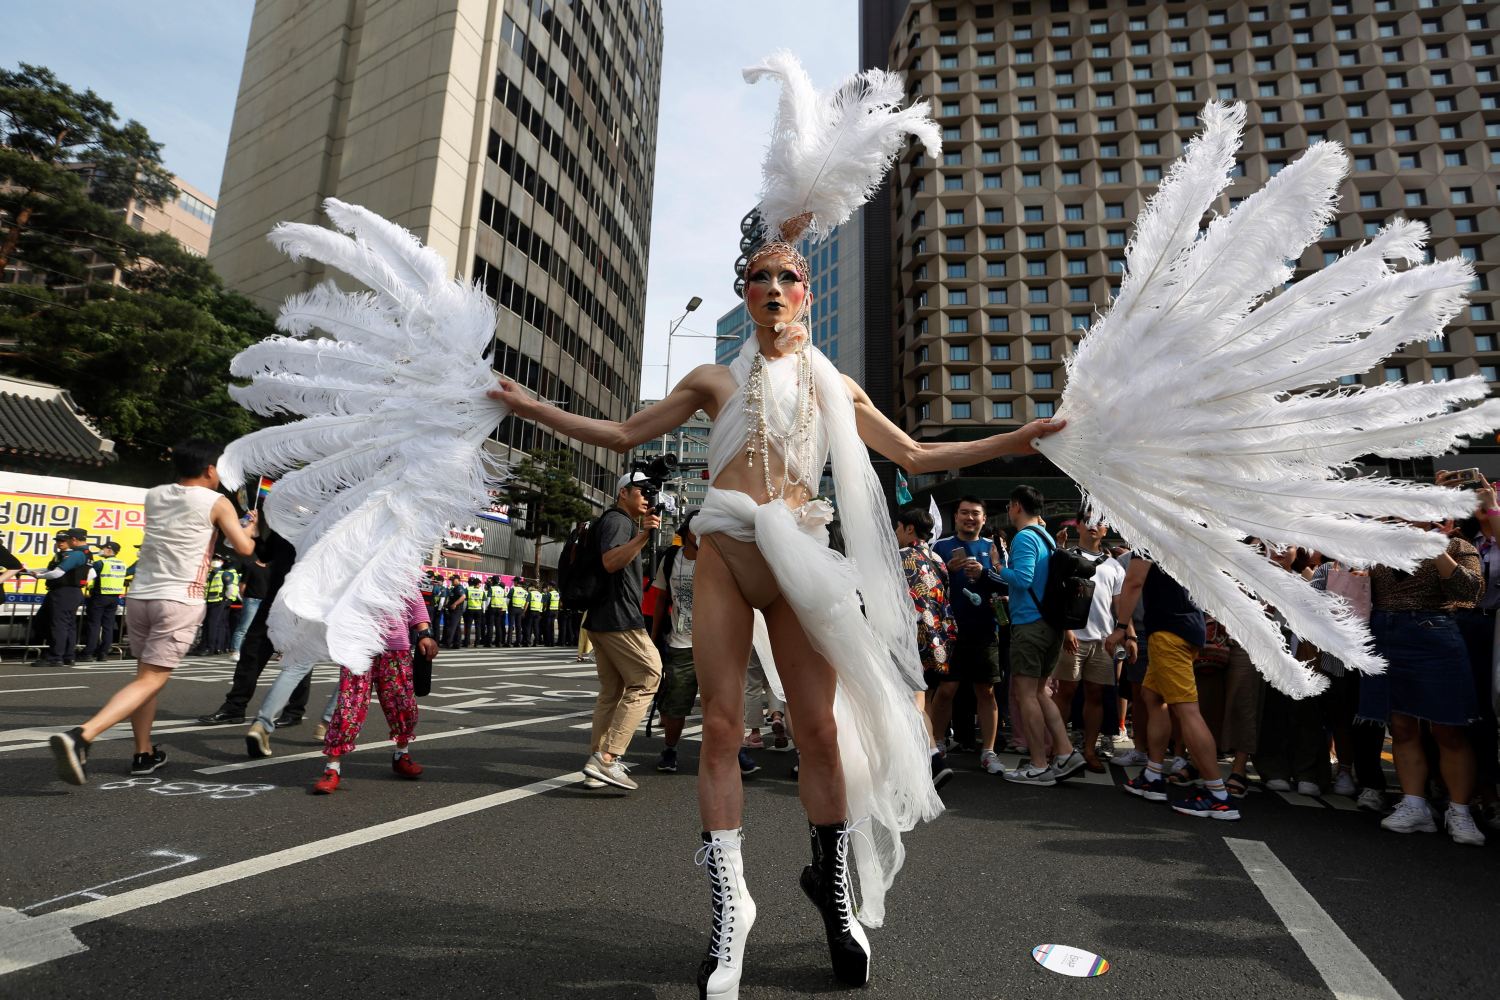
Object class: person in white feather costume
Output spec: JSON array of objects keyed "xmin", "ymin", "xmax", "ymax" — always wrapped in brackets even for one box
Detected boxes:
[
  {"xmin": 493, "ymin": 53, "xmax": 1060, "ymax": 999},
  {"xmin": 219, "ymin": 43, "xmax": 1500, "ymax": 998}
]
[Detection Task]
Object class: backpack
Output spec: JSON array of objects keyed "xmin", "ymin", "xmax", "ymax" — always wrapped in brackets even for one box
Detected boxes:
[
  {"xmin": 1020, "ymin": 525, "xmax": 1098, "ymax": 632},
  {"xmin": 558, "ymin": 514, "xmax": 619, "ymax": 609}
]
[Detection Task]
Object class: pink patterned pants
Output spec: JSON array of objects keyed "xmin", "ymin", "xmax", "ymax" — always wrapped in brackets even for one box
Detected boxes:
[{"xmin": 323, "ymin": 649, "xmax": 418, "ymax": 757}]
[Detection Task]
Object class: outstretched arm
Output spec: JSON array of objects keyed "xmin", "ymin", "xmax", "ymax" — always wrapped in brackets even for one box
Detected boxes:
[
  {"xmin": 489, "ymin": 365, "xmax": 718, "ymax": 454},
  {"xmin": 844, "ymin": 376, "xmax": 1064, "ymax": 475}
]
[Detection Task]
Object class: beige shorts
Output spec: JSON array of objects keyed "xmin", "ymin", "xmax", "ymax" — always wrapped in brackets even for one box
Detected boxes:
[
  {"xmin": 126, "ymin": 598, "xmax": 206, "ymax": 668},
  {"xmin": 1053, "ymin": 638, "xmax": 1117, "ymax": 686}
]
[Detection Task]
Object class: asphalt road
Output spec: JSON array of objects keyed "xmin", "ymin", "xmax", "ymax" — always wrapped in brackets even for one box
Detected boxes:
[{"xmin": 1, "ymin": 645, "xmax": 1497, "ymax": 1000}]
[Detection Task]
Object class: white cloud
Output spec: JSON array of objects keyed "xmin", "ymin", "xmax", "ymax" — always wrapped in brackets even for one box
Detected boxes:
[{"xmin": 639, "ymin": 0, "xmax": 858, "ymax": 397}]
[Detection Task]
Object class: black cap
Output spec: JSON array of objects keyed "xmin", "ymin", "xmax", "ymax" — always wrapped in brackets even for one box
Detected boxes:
[
  {"xmin": 100, "ymin": 540, "xmax": 119, "ymax": 552},
  {"xmin": 63, "ymin": 528, "xmax": 88, "ymax": 541}
]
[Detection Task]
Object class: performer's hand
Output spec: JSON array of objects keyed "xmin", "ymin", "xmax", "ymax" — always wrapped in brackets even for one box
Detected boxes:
[
  {"xmin": 418, "ymin": 637, "xmax": 440, "ymax": 659},
  {"xmin": 1008, "ymin": 417, "xmax": 1067, "ymax": 456},
  {"xmin": 487, "ymin": 377, "xmax": 543, "ymax": 418}
]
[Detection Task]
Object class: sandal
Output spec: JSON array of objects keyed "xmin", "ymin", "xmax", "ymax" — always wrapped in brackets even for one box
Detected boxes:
[
  {"xmin": 1166, "ymin": 764, "xmax": 1202, "ymax": 786},
  {"xmin": 1225, "ymin": 773, "xmax": 1250, "ymax": 799}
]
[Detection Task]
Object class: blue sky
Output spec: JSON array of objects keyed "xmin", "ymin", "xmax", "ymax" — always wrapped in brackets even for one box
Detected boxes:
[{"xmin": 3, "ymin": 0, "xmax": 859, "ymax": 386}]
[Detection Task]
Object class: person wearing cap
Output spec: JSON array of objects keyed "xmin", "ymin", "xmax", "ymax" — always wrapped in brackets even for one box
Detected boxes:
[
  {"xmin": 83, "ymin": 540, "xmax": 128, "ymax": 662},
  {"xmin": 576, "ymin": 470, "xmax": 665, "ymax": 790},
  {"xmin": 526, "ymin": 582, "xmax": 546, "ymax": 646},
  {"xmin": 544, "ymin": 585, "xmax": 561, "ymax": 646},
  {"xmin": 485, "ymin": 576, "xmax": 507, "ymax": 647},
  {"xmin": 25, "ymin": 527, "xmax": 93, "ymax": 666},
  {"xmin": 462, "ymin": 575, "xmax": 485, "ymax": 648},
  {"xmin": 508, "ymin": 577, "xmax": 530, "ymax": 646},
  {"xmin": 442, "ymin": 574, "xmax": 468, "ymax": 649}
]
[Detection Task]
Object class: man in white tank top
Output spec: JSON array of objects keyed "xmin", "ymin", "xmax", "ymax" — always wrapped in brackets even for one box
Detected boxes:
[{"xmin": 50, "ymin": 441, "xmax": 259, "ymax": 786}]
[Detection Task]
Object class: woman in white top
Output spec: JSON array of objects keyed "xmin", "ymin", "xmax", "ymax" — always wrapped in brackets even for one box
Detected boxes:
[{"xmin": 50, "ymin": 441, "xmax": 258, "ymax": 786}]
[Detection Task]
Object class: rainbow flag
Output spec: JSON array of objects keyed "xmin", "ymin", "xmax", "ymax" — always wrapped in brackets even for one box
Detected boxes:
[{"xmin": 257, "ymin": 476, "xmax": 274, "ymax": 499}]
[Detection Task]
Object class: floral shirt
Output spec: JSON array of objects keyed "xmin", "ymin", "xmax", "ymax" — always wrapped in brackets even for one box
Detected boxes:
[{"xmin": 901, "ymin": 542, "xmax": 958, "ymax": 675}]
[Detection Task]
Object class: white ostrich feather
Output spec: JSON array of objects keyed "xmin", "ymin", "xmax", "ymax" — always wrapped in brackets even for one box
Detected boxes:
[
  {"xmin": 744, "ymin": 51, "xmax": 940, "ymax": 243},
  {"xmin": 1038, "ymin": 103, "xmax": 1500, "ymax": 698},
  {"xmin": 221, "ymin": 198, "xmax": 508, "ymax": 672}
]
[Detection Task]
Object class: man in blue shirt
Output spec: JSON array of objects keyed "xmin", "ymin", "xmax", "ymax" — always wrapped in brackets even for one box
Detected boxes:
[
  {"xmin": 27, "ymin": 527, "xmax": 93, "ymax": 666},
  {"xmin": 998, "ymin": 486, "xmax": 1084, "ymax": 786},
  {"xmin": 930, "ymin": 496, "xmax": 1009, "ymax": 773}
]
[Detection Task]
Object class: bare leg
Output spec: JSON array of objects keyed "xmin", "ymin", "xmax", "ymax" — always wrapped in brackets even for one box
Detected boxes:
[
  {"xmin": 693, "ymin": 540, "xmax": 755, "ymax": 831},
  {"xmin": 1082, "ymin": 682, "xmax": 1105, "ymax": 760},
  {"xmin": 80, "ymin": 663, "xmax": 173, "ymax": 743},
  {"xmin": 927, "ymin": 681, "xmax": 958, "ymax": 748},
  {"xmin": 764, "ymin": 599, "xmax": 846, "ymax": 824},
  {"xmin": 1052, "ymin": 679, "xmax": 1078, "ymax": 724},
  {"xmin": 1431, "ymin": 722, "xmax": 1477, "ymax": 806},
  {"xmin": 1012, "ymin": 675, "xmax": 1071, "ymax": 769},
  {"xmin": 130, "ymin": 692, "xmax": 159, "ymax": 754},
  {"xmin": 1142, "ymin": 685, "xmax": 1171, "ymax": 763},
  {"xmin": 1167, "ymin": 702, "xmax": 1224, "ymax": 781},
  {"xmin": 663, "ymin": 715, "xmax": 686, "ymax": 747},
  {"xmin": 974, "ymin": 683, "xmax": 999, "ymax": 752},
  {"xmin": 1390, "ymin": 712, "xmax": 1427, "ymax": 797}
]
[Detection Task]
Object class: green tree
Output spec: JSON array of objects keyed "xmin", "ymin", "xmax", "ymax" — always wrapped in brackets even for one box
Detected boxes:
[
  {"xmin": 0, "ymin": 63, "xmax": 274, "ymax": 476},
  {"xmin": 0, "ymin": 63, "xmax": 176, "ymax": 280},
  {"xmin": 503, "ymin": 450, "xmax": 594, "ymax": 577}
]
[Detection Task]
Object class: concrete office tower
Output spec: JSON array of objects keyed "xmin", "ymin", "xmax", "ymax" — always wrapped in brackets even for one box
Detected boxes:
[
  {"xmin": 211, "ymin": 0, "xmax": 664, "ymax": 505},
  {"xmin": 712, "ymin": 220, "xmax": 866, "ymax": 378},
  {"xmin": 869, "ymin": 0, "xmax": 1499, "ymax": 480}
]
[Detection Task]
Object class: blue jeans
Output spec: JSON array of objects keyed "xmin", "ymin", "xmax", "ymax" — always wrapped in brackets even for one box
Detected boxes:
[
  {"xmin": 230, "ymin": 598, "xmax": 262, "ymax": 655},
  {"xmin": 255, "ymin": 654, "xmax": 319, "ymax": 731}
]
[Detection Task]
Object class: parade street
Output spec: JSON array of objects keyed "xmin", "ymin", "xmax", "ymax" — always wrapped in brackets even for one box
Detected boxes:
[{"xmin": 2, "ymin": 646, "xmax": 1496, "ymax": 1000}]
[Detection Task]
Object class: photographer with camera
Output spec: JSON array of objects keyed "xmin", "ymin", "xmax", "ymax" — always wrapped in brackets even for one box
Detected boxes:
[{"xmin": 578, "ymin": 468, "xmax": 666, "ymax": 790}]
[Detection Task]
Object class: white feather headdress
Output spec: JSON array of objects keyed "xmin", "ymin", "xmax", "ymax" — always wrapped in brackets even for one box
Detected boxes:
[
  {"xmin": 220, "ymin": 199, "xmax": 508, "ymax": 671},
  {"xmin": 744, "ymin": 51, "xmax": 941, "ymax": 246},
  {"xmin": 1038, "ymin": 102, "xmax": 1500, "ymax": 698}
]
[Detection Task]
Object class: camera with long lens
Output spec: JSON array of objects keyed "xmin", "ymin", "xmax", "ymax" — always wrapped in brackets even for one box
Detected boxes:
[{"xmin": 631, "ymin": 455, "xmax": 679, "ymax": 516}]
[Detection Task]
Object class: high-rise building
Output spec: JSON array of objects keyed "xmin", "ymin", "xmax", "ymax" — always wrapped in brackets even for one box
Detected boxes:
[
  {"xmin": 631, "ymin": 401, "xmax": 713, "ymax": 513},
  {"xmin": 711, "ymin": 221, "xmax": 866, "ymax": 377},
  {"xmin": 211, "ymin": 0, "xmax": 664, "ymax": 520},
  {"xmin": 871, "ymin": 0, "xmax": 1500, "ymax": 491}
]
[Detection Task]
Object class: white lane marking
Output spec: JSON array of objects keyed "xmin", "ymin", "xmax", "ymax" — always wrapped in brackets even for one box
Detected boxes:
[
  {"xmin": 1225, "ymin": 838, "xmax": 1403, "ymax": 1000},
  {"xmin": 195, "ymin": 710, "xmax": 593, "ymax": 774},
  {"xmin": 0, "ymin": 720, "xmax": 261, "ymax": 755},
  {"xmin": 20, "ymin": 850, "xmax": 200, "ymax": 913},
  {"xmin": 0, "ymin": 686, "xmax": 86, "ymax": 695},
  {"xmin": 0, "ymin": 771, "xmax": 583, "ymax": 977}
]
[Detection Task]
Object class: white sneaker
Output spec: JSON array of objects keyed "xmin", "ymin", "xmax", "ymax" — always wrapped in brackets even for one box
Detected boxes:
[
  {"xmin": 1356, "ymin": 788, "xmax": 1385, "ymax": 812},
  {"xmin": 583, "ymin": 752, "xmax": 637, "ymax": 790},
  {"xmin": 1332, "ymin": 770, "xmax": 1357, "ymax": 797},
  {"xmin": 1003, "ymin": 764, "xmax": 1058, "ymax": 786},
  {"xmin": 980, "ymin": 749, "xmax": 1005, "ymax": 775},
  {"xmin": 1381, "ymin": 799, "xmax": 1437, "ymax": 834},
  {"xmin": 1295, "ymin": 781, "xmax": 1320, "ymax": 797},
  {"xmin": 1446, "ymin": 806, "xmax": 1487, "ymax": 847},
  {"xmin": 1113, "ymin": 748, "xmax": 1149, "ymax": 767},
  {"xmin": 1264, "ymin": 778, "xmax": 1292, "ymax": 792},
  {"xmin": 1052, "ymin": 749, "xmax": 1086, "ymax": 780}
]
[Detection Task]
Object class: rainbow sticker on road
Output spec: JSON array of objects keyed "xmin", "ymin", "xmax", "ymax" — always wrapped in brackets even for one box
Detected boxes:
[{"xmin": 1032, "ymin": 944, "xmax": 1111, "ymax": 978}]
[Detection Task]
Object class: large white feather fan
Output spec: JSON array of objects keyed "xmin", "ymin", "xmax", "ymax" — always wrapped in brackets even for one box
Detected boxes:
[
  {"xmin": 219, "ymin": 199, "xmax": 507, "ymax": 671},
  {"xmin": 1039, "ymin": 102, "xmax": 1500, "ymax": 698}
]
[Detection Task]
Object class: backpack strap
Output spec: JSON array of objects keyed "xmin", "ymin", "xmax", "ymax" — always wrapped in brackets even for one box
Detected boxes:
[{"xmin": 1018, "ymin": 524, "xmax": 1056, "ymax": 616}]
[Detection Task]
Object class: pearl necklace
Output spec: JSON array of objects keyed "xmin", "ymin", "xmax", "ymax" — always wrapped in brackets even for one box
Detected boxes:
[{"xmin": 743, "ymin": 346, "xmax": 818, "ymax": 500}]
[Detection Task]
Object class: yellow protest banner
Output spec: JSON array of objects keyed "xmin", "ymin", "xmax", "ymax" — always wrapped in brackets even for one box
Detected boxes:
[{"xmin": 0, "ymin": 491, "xmax": 146, "ymax": 601}]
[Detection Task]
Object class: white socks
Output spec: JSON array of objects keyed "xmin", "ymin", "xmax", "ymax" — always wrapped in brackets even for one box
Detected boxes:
[{"xmin": 325, "ymin": 759, "xmax": 342, "ymax": 774}]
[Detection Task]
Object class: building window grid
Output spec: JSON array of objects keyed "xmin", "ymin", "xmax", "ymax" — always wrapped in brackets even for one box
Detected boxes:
[{"xmin": 891, "ymin": 1, "xmax": 1498, "ymax": 433}]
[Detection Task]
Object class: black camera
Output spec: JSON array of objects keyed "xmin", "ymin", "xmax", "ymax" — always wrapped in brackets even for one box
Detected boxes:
[{"xmin": 630, "ymin": 456, "xmax": 678, "ymax": 517}]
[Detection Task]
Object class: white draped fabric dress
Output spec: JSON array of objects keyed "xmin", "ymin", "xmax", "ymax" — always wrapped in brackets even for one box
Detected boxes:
[{"xmin": 694, "ymin": 339, "xmax": 943, "ymax": 929}]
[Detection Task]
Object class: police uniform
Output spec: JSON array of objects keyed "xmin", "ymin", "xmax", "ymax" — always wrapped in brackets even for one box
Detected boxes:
[
  {"xmin": 462, "ymin": 576, "xmax": 485, "ymax": 647},
  {"xmin": 526, "ymin": 585, "xmax": 545, "ymax": 646},
  {"xmin": 419, "ymin": 573, "xmax": 439, "ymax": 634},
  {"xmin": 43, "ymin": 532, "xmax": 92, "ymax": 664},
  {"xmin": 543, "ymin": 587, "xmax": 561, "ymax": 646},
  {"xmin": 443, "ymin": 577, "xmax": 468, "ymax": 648},
  {"xmin": 84, "ymin": 547, "xmax": 128, "ymax": 660},
  {"xmin": 508, "ymin": 582, "xmax": 530, "ymax": 646},
  {"xmin": 485, "ymin": 579, "xmax": 507, "ymax": 647}
]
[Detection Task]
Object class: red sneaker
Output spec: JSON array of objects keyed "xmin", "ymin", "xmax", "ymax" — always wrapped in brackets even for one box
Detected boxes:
[
  {"xmin": 311, "ymin": 768, "xmax": 341, "ymax": 794},
  {"xmin": 392, "ymin": 753, "xmax": 423, "ymax": 780}
]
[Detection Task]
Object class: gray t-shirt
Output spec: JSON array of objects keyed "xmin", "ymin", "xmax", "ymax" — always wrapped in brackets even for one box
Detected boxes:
[{"xmin": 585, "ymin": 507, "xmax": 645, "ymax": 633}]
